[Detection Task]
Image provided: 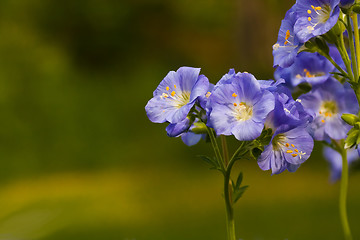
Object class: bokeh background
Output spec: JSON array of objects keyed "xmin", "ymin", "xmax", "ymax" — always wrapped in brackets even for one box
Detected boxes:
[{"xmin": 0, "ymin": 0, "xmax": 359, "ymax": 239}]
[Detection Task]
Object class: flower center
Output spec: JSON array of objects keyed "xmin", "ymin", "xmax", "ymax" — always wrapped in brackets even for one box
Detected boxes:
[
  {"xmin": 174, "ymin": 91, "xmax": 191, "ymax": 109},
  {"xmin": 272, "ymin": 134, "xmax": 306, "ymax": 159},
  {"xmin": 295, "ymin": 68, "xmax": 325, "ymax": 78},
  {"xmin": 318, "ymin": 100, "xmax": 337, "ymax": 123},
  {"xmin": 306, "ymin": 4, "xmax": 331, "ymax": 31},
  {"xmin": 233, "ymin": 102, "xmax": 253, "ymax": 121}
]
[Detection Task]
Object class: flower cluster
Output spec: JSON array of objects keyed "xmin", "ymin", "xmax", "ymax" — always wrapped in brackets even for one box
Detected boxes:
[
  {"xmin": 146, "ymin": 67, "xmax": 315, "ymax": 174},
  {"xmin": 146, "ymin": 0, "xmax": 360, "ymax": 179}
]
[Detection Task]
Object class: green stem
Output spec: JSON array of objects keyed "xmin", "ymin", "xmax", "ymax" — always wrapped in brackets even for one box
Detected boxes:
[
  {"xmin": 224, "ymin": 154, "xmax": 237, "ymax": 240},
  {"xmin": 336, "ymin": 33, "xmax": 355, "ymax": 82},
  {"xmin": 339, "ymin": 146, "xmax": 353, "ymax": 240},
  {"xmin": 206, "ymin": 126, "xmax": 225, "ymax": 173},
  {"xmin": 351, "ymin": 13, "xmax": 360, "ymax": 80},
  {"xmin": 221, "ymin": 135, "xmax": 230, "ymax": 166},
  {"xmin": 347, "ymin": 14, "xmax": 359, "ymax": 81},
  {"xmin": 323, "ymin": 54, "xmax": 349, "ymax": 78}
]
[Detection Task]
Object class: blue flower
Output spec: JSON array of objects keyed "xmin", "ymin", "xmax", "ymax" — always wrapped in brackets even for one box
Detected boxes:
[
  {"xmin": 265, "ymin": 90, "xmax": 312, "ymax": 130},
  {"xmin": 145, "ymin": 67, "xmax": 209, "ymax": 124},
  {"xmin": 275, "ymin": 52, "xmax": 334, "ymax": 87},
  {"xmin": 294, "ymin": 0, "xmax": 340, "ymax": 43},
  {"xmin": 258, "ymin": 125, "xmax": 314, "ymax": 174},
  {"xmin": 273, "ymin": 5, "xmax": 302, "ymax": 68},
  {"xmin": 299, "ymin": 78, "xmax": 358, "ymax": 140},
  {"xmin": 323, "ymin": 146, "xmax": 359, "ymax": 182},
  {"xmin": 166, "ymin": 117, "xmax": 205, "ymax": 146},
  {"xmin": 208, "ymin": 72, "xmax": 275, "ymax": 141}
]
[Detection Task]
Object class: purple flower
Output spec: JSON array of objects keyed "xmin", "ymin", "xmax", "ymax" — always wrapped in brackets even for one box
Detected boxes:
[
  {"xmin": 258, "ymin": 126, "xmax": 314, "ymax": 174},
  {"xmin": 323, "ymin": 146, "xmax": 359, "ymax": 182},
  {"xmin": 275, "ymin": 52, "xmax": 334, "ymax": 87},
  {"xmin": 265, "ymin": 90, "xmax": 312, "ymax": 131},
  {"xmin": 294, "ymin": 0, "xmax": 340, "ymax": 43},
  {"xmin": 299, "ymin": 78, "xmax": 358, "ymax": 140},
  {"xmin": 145, "ymin": 67, "xmax": 209, "ymax": 124},
  {"xmin": 166, "ymin": 117, "xmax": 204, "ymax": 146},
  {"xmin": 273, "ymin": 5, "xmax": 302, "ymax": 68},
  {"xmin": 208, "ymin": 72, "xmax": 275, "ymax": 141}
]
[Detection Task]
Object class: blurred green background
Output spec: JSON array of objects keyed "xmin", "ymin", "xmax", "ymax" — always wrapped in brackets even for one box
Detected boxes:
[{"xmin": 0, "ymin": 0, "xmax": 359, "ymax": 239}]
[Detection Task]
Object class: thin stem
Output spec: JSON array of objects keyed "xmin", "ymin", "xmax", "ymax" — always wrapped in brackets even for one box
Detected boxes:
[
  {"xmin": 224, "ymin": 154, "xmax": 237, "ymax": 240},
  {"xmin": 339, "ymin": 146, "xmax": 353, "ymax": 240},
  {"xmin": 221, "ymin": 135, "xmax": 230, "ymax": 166},
  {"xmin": 336, "ymin": 33, "xmax": 355, "ymax": 82},
  {"xmin": 206, "ymin": 126, "xmax": 225, "ymax": 173},
  {"xmin": 351, "ymin": 13, "xmax": 360, "ymax": 80},
  {"xmin": 347, "ymin": 14, "xmax": 359, "ymax": 81},
  {"xmin": 323, "ymin": 54, "xmax": 349, "ymax": 78}
]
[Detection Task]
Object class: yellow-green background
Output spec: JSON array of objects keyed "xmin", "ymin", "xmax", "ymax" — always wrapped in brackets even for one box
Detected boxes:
[{"xmin": 0, "ymin": 0, "xmax": 359, "ymax": 239}]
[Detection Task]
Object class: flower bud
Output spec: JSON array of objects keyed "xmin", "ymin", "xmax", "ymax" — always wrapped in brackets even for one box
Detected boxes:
[
  {"xmin": 191, "ymin": 122, "xmax": 207, "ymax": 134},
  {"xmin": 341, "ymin": 113, "xmax": 359, "ymax": 126}
]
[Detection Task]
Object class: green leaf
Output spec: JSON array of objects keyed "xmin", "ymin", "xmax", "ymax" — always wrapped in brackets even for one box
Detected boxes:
[
  {"xmin": 233, "ymin": 185, "xmax": 249, "ymax": 203},
  {"xmin": 198, "ymin": 155, "xmax": 220, "ymax": 170},
  {"xmin": 235, "ymin": 172, "xmax": 243, "ymax": 190}
]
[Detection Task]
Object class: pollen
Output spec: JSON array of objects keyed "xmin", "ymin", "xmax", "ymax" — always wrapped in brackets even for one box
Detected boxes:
[
  {"xmin": 311, "ymin": 5, "xmax": 315, "ymax": 9},
  {"xmin": 174, "ymin": 84, "xmax": 177, "ymax": 88},
  {"xmin": 285, "ymin": 30, "xmax": 290, "ymax": 40},
  {"xmin": 232, "ymin": 93, "xmax": 238, "ymax": 98},
  {"xmin": 321, "ymin": 119, "xmax": 325, "ymax": 123},
  {"xmin": 308, "ymin": 17, "xmax": 312, "ymax": 21},
  {"xmin": 294, "ymin": 149, "xmax": 299, "ymax": 152},
  {"xmin": 292, "ymin": 154, "xmax": 298, "ymax": 157},
  {"xmin": 286, "ymin": 150, "xmax": 293, "ymax": 153},
  {"xmin": 166, "ymin": 86, "xmax": 169, "ymax": 91},
  {"xmin": 307, "ymin": 9, "xmax": 311, "ymax": 14},
  {"xmin": 286, "ymin": 143, "xmax": 290, "ymax": 147},
  {"xmin": 291, "ymin": 144, "xmax": 295, "ymax": 147},
  {"xmin": 233, "ymin": 103, "xmax": 237, "ymax": 106},
  {"xmin": 171, "ymin": 91, "xmax": 176, "ymax": 97},
  {"xmin": 206, "ymin": 92, "xmax": 211, "ymax": 98}
]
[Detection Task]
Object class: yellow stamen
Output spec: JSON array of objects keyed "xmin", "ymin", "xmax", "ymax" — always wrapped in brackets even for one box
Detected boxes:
[
  {"xmin": 304, "ymin": 69, "xmax": 308, "ymax": 72},
  {"xmin": 162, "ymin": 93, "xmax": 169, "ymax": 98},
  {"xmin": 233, "ymin": 103, "xmax": 237, "ymax": 106},
  {"xmin": 286, "ymin": 150, "xmax": 293, "ymax": 153},
  {"xmin": 206, "ymin": 92, "xmax": 211, "ymax": 98},
  {"xmin": 171, "ymin": 91, "xmax": 176, "ymax": 97},
  {"xmin": 315, "ymin": 6, "xmax": 321, "ymax": 11},
  {"xmin": 286, "ymin": 143, "xmax": 290, "ymax": 147},
  {"xmin": 311, "ymin": 5, "xmax": 315, "ymax": 9},
  {"xmin": 292, "ymin": 154, "xmax": 298, "ymax": 157},
  {"xmin": 321, "ymin": 119, "xmax": 325, "ymax": 123},
  {"xmin": 319, "ymin": 111, "xmax": 322, "ymax": 114},
  {"xmin": 166, "ymin": 86, "xmax": 169, "ymax": 91},
  {"xmin": 307, "ymin": 9, "xmax": 312, "ymax": 14},
  {"xmin": 174, "ymin": 84, "xmax": 177, "ymax": 88},
  {"xmin": 232, "ymin": 93, "xmax": 238, "ymax": 98},
  {"xmin": 291, "ymin": 144, "xmax": 295, "ymax": 147},
  {"xmin": 294, "ymin": 149, "xmax": 299, "ymax": 153},
  {"xmin": 284, "ymin": 40, "xmax": 288, "ymax": 45},
  {"xmin": 285, "ymin": 30, "xmax": 290, "ymax": 40},
  {"xmin": 308, "ymin": 17, "xmax": 311, "ymax": 21}
]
